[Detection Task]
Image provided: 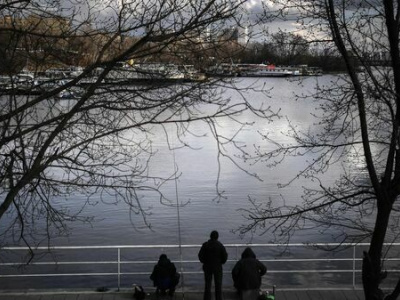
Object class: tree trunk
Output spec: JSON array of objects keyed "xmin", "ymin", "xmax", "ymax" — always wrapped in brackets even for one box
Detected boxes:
[
  {"xmin": 384, "ymin": 277, "xmax": 400, "ymax": 300},
  {"xmin": 363, "ymin": 201, "xmax": 392, "ymax": 300}
]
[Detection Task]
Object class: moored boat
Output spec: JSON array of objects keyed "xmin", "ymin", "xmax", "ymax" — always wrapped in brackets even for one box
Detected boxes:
[
  {"xmin": 238, "ymin": 64, "xmax": 297, "ymax": 77},
  {"xmin": 105, "ymin": 63, "xmax": 186, "ymax": 83}
]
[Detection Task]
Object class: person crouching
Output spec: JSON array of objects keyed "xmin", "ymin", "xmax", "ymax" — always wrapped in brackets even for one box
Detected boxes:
[
  {"xmin": 150, "ymin": 254, "xmax": 180, "ymax": 296},
  {"xmin": 232, "ymin": 247, "xmax": 267, "ymax": 300}
]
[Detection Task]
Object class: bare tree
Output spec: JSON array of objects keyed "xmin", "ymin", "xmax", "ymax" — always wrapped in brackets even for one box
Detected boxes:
[
  {"xmin": 238, "ymin": 1, "xmax": 400, "ymax": 299},
  {"xmin": 0, "ymin": 0, "xmax": 275, "ymax": 252},
  {"xmin": 269, "ymin": 31, "xmax": 309, "ymax": 65}
]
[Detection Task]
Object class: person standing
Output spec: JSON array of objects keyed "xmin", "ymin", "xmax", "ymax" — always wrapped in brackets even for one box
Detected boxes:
[
  {"xmin": 198, "ymin": 230, "xmax": 228, "ymax": 300},
  {"xmin": 231, "ymin": 247, "xmax": 267, "ymax": 300}
]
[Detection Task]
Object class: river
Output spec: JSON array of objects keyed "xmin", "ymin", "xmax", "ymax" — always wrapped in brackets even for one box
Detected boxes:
[{"xmin": 33, "ymin": 75, "xmax": 347, "ymax": 247}]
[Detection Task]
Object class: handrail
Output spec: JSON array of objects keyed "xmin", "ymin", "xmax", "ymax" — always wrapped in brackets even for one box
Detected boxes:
[
  {"xmin": 1, "ymin": 243, "xmax": 400, "ymax": 291},
  {"xmin": 4, "ymin": 242, "xmax": 400, "ymax": 250}
]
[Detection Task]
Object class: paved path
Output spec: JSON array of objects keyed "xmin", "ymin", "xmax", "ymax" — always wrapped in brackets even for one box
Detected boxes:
[{"xmin": 0, "ymin": 290, "xmax": 365, "ymax": 300}]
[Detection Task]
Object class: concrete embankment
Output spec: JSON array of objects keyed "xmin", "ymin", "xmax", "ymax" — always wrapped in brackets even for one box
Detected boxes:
[{"xmin": 0, "ymin": 289, "xmax": 364, "ymax": 300}]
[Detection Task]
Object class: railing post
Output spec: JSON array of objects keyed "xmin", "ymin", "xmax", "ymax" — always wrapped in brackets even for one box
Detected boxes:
[
  {"xmin": 118, "ymin": 247, "xmax": 121, "ymax": 291},
  {"xmin": 352, "ymin": 245, "xmax": 356, "ymax": 289},
  {"xmin": 236, "ymin": 245, "xmax": 238, "ymax": 261}
]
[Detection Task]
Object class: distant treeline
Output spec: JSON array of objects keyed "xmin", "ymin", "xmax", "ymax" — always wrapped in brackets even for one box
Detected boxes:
[{"xmin": 231, "ymin": 32, "xmax": 350, "ymax": 73}]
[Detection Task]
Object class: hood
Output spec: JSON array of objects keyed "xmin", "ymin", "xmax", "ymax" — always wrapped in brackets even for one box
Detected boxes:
[
  {"xmin": 158, "ymin": 254, "xmax": 171, "ymax": 266},
  {"xmin": 241, "ymin": 247, "xmax": 256, "ymax": 259}
]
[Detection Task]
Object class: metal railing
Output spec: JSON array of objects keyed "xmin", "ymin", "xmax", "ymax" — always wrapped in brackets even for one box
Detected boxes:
[{"xmin": 1, "ymin": 243, "xmax": 400, "ymax": 291}]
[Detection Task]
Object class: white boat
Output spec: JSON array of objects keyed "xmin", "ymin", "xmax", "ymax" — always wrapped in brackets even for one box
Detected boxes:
[
  {"xmin": 206, "ymin": 63, "xmax": 239, "ymax": 77},
  {"xmin": 0, "ymin": 75, "xmax": 13, "ymax": 89},
  {"xmin": 0, "ymin": 72, "xmax": 37, "ymax": 91},
  {"xmin": 238, "ymin": 64, "xmax": 297, "ymax": 77},
  {"xmin": 105, "ymin": 63, "xmax": 185, "ymax": 83},
  {"xmin": 179, "ymin": 65, "xmax": 207, "ymax": 81}
]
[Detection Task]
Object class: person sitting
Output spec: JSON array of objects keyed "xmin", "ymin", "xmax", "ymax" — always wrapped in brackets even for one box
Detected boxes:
[
  {"xmin": 232, "ymin": 247, "xmax": 267, "ymax": 300},
  {"xmin": 150, "ymin": 254, "xmax": 180, "ymax": 296}
]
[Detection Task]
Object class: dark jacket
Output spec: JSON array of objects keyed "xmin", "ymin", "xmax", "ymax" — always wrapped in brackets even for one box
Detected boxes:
[
  {"xmin": 232, "ymin": 247, "xmax": 267, "ymax": 290},
  {"xmin": 150, "ymin": 255, "xmax": 178, "ymax": 288},
  {"xmin": 198, "ymin": 239, "xmax": 228, "ymax": 267}
]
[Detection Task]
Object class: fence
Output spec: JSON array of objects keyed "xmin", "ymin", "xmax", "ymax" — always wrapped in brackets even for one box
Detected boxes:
[{"xmin": 1, "ymin": 243, "xmax": 400, "ymax": 291}]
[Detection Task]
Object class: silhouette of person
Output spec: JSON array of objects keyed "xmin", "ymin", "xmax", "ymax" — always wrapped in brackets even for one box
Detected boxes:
[
  {"xmin": 232, "ymin": 247, "xmax": 267, "ymax": 300},
  {"xmin": 150, "ymin": 254, "xmax": 180, "ymax": 296},
  {"xmin": 198, "ymin": 230, "xmax": 228, "ymax": 300}
]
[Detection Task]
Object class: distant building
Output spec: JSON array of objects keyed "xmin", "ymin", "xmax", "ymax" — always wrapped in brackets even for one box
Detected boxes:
[
  {"xmin": 238, "ymin": 26, "xmax": 251, "ymax": 45},
  {"xmin": 220, "ymin": 26, "xmax": 239, "ymax": 41}
]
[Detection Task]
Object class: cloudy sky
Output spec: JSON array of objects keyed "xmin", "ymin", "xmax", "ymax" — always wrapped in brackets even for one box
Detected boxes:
[
  {"xmin": 24, "ymin": 0, "xmax": 384, "ymax": 41},
  {"xmin": 240, "ymin": 0, "xmax": 304, "ymax": 40}
]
